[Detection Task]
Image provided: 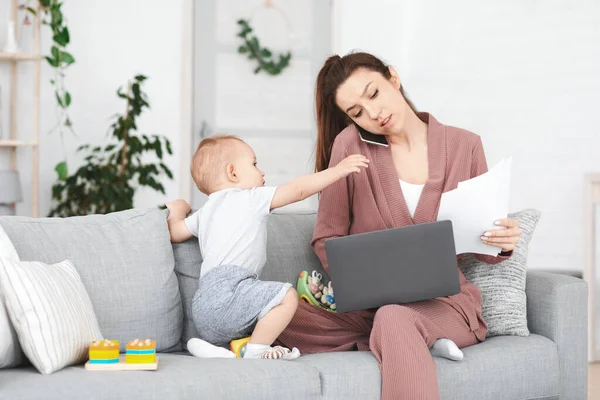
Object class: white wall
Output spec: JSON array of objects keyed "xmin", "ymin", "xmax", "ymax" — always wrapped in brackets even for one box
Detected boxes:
[
  {"xmin": 190, "ymin": 0, "xmax": 331, "ymax": 212},
  {"xmin": 0, "ymin": 0, "xmax": 184, "ymax": 216},
  {"xmin": 333, "ymin": 0, "xmax": 600, "ymax": 272}
]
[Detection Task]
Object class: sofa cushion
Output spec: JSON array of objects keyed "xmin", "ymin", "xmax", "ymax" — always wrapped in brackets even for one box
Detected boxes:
[
  {"xmin": 171, "ymin": 238, "xmax": 203, "ymax": 349},
  {"xmin": 0, "ymin": 336, "xmax": 560, "ymax": 400},
  {"xmin": 460, "ymin": 209, "xmax": 540, "ymax": 337},
  {"xmin": 0, "ymin": 225, "xmax": 23, "ymax": 368},
  {"xmin": 0, "ymin": 259, "xmax": 103, "ymax": 374},
  {"xmin": 437, "ymin": 334, "xmax": 559, "ymax": 400},
  {"xmin": 296, "ymin": 351, "xmax": 381, "ymax": 399},
  {"xmin": 295, "ymin": 334, "xmax": 558, "ymax": 400},
  {"xmin": 0, "ymin": 353, "xmax": 321, "ymax": 400},
  {"xmin": 262, "ymin": 212, "xmax": 327, "ymax": 283},
  {"xmin": 173, "ymin": 212, "xmax": 327, "ymax": 348},
  {"xmin": 0, "ymin": 208, "xmax": 183, "ymax": 353}
]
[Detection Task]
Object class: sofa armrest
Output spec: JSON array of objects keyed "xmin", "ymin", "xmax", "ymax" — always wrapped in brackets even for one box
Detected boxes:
[{"xmin": 526, "ymin": 271, "xmax": 588, "ymax": 400}]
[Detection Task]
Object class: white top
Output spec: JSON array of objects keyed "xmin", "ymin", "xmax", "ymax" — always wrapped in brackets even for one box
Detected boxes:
[
  {"xmin": 184, "ymin": 186, "xmax": 277, "ymax": 277},
  {"xmin": 399, "ymin": 179, "xmax": 424, "ymax": 218}
]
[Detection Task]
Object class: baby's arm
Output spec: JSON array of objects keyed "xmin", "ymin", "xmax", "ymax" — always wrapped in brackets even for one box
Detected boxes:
[
  {"xmin": 270, "ymin": 154, "xmax": 368, "ymax": 210},
  {"xmin": 166, "ymin": 199, "xmax": 193, "ymax": 242}
]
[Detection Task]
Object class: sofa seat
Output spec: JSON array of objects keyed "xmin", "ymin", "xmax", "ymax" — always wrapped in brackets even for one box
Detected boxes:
[
  {"xmin": 0, "ymin": 334, "xmax": 560, "ymax": 400},
  {"xmin": 0, "ymin": 353, "xmax": 321, "ymax": 400},
  {"xmin": 436, "ymin": 334, "xmax": 559, "ymax": 400},
  {"xmin": 295, "ymin": 334, "xmax": 559, "ymax": 400}
]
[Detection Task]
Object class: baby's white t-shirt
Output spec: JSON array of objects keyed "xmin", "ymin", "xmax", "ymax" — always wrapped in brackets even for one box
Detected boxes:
[{"xmin": 184, "ymin": 186, "xmax": 277, "ymax": 277}]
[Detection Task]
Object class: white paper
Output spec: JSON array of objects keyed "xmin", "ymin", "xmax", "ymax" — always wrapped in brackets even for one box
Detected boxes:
[{"xmin": 437, "ymin": 157, "xmax": 512, "ymax": 256}]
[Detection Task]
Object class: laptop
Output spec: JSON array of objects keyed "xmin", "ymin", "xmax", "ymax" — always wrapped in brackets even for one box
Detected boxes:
[{"xmin": 324, "ymin": 220, "xmax": 460, "ymax": 313}]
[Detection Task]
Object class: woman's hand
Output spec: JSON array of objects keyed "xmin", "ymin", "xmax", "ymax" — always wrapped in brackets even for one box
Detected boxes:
[{"xmin": 481, "ymin": 218, "xmax": 521, "ymax": 253}]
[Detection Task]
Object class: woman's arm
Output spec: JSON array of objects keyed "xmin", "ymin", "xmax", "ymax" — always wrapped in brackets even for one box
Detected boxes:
[
  {"xmin": 311, "ymin": 140, "xmax": 353, "ymax": 273},
  {"xmin": 470, "ymin": 137, "xmax": 513, "ymax": 264}
]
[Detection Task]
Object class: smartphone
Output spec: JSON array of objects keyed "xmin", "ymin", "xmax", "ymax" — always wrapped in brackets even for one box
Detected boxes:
[{"xmin": 354, "ymin": 123, "xmax": 389, "ymax": 147}]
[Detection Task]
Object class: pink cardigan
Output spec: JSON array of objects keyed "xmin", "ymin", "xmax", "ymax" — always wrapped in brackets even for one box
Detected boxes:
[{"xmin": 311, "ymin": 113, "xmax": 511, "ymax": 340}]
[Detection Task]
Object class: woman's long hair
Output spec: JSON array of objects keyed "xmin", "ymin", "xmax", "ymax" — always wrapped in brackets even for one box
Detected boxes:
[{"xmin": 314, "ymin": 52, "xmax": 417, "ymax": 172}]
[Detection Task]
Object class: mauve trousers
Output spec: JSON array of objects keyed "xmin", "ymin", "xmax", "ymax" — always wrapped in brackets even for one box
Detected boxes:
[{"xmin": 276, "ymin": 299, "xmax": 485, "ymax": 400}]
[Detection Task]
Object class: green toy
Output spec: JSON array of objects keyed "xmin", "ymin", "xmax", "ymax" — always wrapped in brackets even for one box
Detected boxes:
[{"xmin": 296, "ymin": 270, "xmax": 336, "ymax": 312}]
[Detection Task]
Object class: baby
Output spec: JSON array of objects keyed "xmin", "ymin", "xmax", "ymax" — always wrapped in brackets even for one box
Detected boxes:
[{"xmin": 166, "ymin": 135, "xmax": 368, "ymax": 360}]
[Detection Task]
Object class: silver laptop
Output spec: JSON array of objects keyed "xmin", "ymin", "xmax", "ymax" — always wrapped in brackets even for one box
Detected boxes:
[{"xmin": 324, "ymin": 220, "xmax": 460, "ymax": 313}]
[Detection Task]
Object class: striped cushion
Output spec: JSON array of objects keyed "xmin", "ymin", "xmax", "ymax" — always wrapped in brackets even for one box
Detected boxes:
[
  {"xmin": 0, "ymin": 225, "xmax": 23, "ymax": 369},
  {"xmin": 0, "ymin": 259, "xmax": 103, "ymax": 374}
]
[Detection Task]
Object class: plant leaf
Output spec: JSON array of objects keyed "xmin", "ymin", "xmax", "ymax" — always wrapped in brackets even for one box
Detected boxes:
[
  {"xmin": 53, "ymin": 29, "xmax": 69, "ymax": 47},
  {"xmin": 55, "ymin": 161, "xmax": 68, "ymax": 181},
  {"xmin": 51, "ymin": 7, "xmax": 62, "ymax": 27},
  {"xmin": 65, "ymin": 92, "xmax": 71, "ymax": 106},
  {"xmin": 61, "ymin": 51, "xmax": 75, "ymax": 65},
  {"xmin": 44, "ymin": 56, "xmax": 59, "ymax": 67},
  {"xmin": 55, "ymin": 91, "xmax": 65, "ymax": 108},
  {"xmin": 160, "ymin": 163, "xmax": 173, "ymax": 179}
]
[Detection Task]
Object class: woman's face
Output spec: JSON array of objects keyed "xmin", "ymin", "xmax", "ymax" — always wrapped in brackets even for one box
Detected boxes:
[{"xmin": 335, "ymin": 67, "xmax": 408, "ymax": 135}]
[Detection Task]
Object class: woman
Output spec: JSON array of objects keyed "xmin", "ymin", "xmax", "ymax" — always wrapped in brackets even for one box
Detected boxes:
[{"xmin": 276, "ymin": 52, "xmax": 522, "ymax": 399}]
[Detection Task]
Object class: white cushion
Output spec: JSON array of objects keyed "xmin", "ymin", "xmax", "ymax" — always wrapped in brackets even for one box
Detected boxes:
[
  {"xmin": 0, "ymin": 225, "xmax": 23, "ymax": 368},
  {"xmin": 0, "ymin": 258, "xmax": 103, "ymax": 374}
]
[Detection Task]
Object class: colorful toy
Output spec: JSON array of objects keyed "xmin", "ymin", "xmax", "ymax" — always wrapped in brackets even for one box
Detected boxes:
[
  {"xmin": 230, "ymin": 336, "xmax": 251, "ymax": 358},
  {"xmin": 126, "ymin": 339, "xmax": 156, "ymax": 364},
  {"xmin": 85, "ymin": 338, "xmax": 158, "ymax": 371},
  {"xmin": 296, "ymin": 270, "xmax": 336, "ymax": 312},
  {"xmin": 88, "ymin": 339, "xmax": 120, "ymax": 365},
  {"xmin": 320, "ymin": 281, "xmax": 336, "ymax": 311}
]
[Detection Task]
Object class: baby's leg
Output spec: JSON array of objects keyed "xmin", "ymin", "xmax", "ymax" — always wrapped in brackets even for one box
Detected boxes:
[
  {"xmin": 244, "ymin": 288, "xmax": 300, "ymax": 360},
  {"xmin": 187, "ymin": 338, "xmax": 236, "ymax": 359},
  {"xmin": 251, "ymin": 288, "xmax": 298, "ymax": 344}
]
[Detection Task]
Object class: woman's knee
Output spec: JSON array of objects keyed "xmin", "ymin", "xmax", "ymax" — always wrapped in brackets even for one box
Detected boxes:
[{"xmin": 375, "ymin": 304, "xmax": 418, "ymax": 325}]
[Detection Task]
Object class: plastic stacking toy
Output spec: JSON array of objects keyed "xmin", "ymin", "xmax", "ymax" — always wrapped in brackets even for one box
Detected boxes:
[
  {"xmin": 88, "ymin": 340, "xmax": 120, "ymax": 365},
  {"xmin": 85, "ymin": 339, "xmax": 158, "ymax": 371},
  {"xmin": 230, "ymin": 336, "xmax": 251, "ymax": 358}
]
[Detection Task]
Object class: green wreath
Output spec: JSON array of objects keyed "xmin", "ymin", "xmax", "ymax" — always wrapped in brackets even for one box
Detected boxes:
[{"xmin": 236, "ymin": 19, "xmax": 292, "ymax": 76}]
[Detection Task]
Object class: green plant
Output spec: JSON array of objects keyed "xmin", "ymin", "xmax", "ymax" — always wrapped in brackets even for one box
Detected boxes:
[
  {"xmin": 237, "ymin": 19, "xmax": 291, "ymax": 75},
  {"xmin": 22, "ymin": 0, "xmax": 74, "ymax": 179},
  {"xmin": 48, "ymin": 75, "xmax": 173, "ymax": 217}
]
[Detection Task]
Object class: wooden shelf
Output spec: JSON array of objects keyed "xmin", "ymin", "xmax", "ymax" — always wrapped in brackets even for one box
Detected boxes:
[
  {"xmin": 5, "ymin": 0, "xmax": 41, "ymax": 217},
  {"xmin": 0, "ymin": 52, "xmax": 40, "ymax": 62},
  {"xmin": 0, "ymin": 140, "xmax": 39, "ymax": 147}
]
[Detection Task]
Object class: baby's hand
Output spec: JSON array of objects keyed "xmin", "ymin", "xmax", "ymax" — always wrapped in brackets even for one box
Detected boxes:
[
  {"xmin": 166, "ymin": 199, "xmax": 191, "ymax": 218},
  {"xmin": 334, "ymin": 154, "xmax": 369, "ymax": 178}
]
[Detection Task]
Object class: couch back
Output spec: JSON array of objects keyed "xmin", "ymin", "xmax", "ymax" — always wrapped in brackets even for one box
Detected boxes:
[
  {"xmin": 173, "ymin": 211, "xmax": 327, "ymax": 346},
  {"xmin": 0, "ymin": 209, "xmax": 327, "ymax": 354},
  {"xmin": 0, "ymin": 208, "xmax": 183, "ymax": 354}
]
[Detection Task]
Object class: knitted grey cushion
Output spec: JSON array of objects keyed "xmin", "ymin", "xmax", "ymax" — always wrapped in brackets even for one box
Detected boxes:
[{"xmin": 459, "ymin": 209, "xmax": 541, "ymax": 337}]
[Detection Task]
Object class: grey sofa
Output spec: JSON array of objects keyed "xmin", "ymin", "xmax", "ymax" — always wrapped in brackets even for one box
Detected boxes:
[{"xmin": 0, "ymin": 209, "xmax": 588, "ymax": 400}]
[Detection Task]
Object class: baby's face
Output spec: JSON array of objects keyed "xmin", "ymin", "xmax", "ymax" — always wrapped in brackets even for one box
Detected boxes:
[{"xmin": 232, "ymin": 142, "xmax": 265, "ymax": 189}]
